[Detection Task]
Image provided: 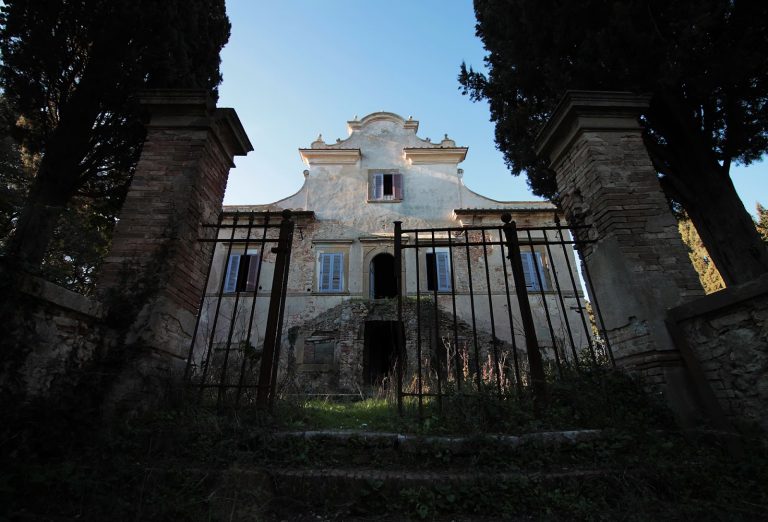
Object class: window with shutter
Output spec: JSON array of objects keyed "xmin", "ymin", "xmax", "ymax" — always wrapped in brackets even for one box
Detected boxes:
[
  {"xmin": 521, "ymin": 251, "xmax": 548, "ymax": 291},
  {"xmin": 318, "ymin": 252, "xmax": 344, "ymax": 292},
  {"xmin": 224, "ymin": 250, "xmax": 260, "ymax": 293},
  {"xmin": 369, "ymin": 171, "xmax": 403, "ymax": 201},
  {"xmin": 426, "ymin": 250, "xmax": 452, "ymax": 292}
]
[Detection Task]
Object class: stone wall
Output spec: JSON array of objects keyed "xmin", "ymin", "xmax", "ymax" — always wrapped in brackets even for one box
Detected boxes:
[
  {"xmin": 2, "ymin": 275, "xmax": 113, "ymax": 402},
  {"xmin": 668, "ymin": 275, "xmax": 768, "ymax": 431}
]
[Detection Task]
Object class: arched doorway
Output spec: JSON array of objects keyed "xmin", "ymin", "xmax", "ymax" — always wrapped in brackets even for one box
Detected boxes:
[{"xmin": 370, "ymin": 253, "xmax": 396, "ymax": 299}]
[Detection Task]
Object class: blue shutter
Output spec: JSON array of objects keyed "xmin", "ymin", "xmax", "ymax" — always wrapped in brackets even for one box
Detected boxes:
[
  {"xmin": 373, "ymin": 173, "xmax": 383, "ymax": 200},
  {"xmin": 521, "ymin": 252, "xmax": 547, "ymax": 291},
  {"xmin": 436, "ymin": 251, "xmax": 451, "ymax": 291},
  {"xmin": 319, "ymin": 253, "xmax": 332, "ymax": 291},
  {"xmin": 330, "ymin": 252, "xmax": 343, "ymax": 291},
  {"xmin": 319, "ymin": 252, "xmax": 343, "ymax": 292},
  {"xmin": 521, "ymin": 252, "xmax": 535, "ymax": 290},
  {"xmin": 224, "ymin": 254, "xmax": 241, "ymax": 293}
]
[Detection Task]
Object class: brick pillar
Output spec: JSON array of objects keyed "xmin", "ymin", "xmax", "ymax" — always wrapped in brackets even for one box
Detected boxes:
[
  {"xmin": 98, "ymin": 89, "xmax": 252, "ymax": 404},
  {"xmin": 535, "ymin": 91, "xmax": 704, "ymax": 422}
]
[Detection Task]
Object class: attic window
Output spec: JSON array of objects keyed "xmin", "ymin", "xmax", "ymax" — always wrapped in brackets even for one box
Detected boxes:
[{"xmin": 369, "ymin": 171, "xmax": 403, "ymax": 202}]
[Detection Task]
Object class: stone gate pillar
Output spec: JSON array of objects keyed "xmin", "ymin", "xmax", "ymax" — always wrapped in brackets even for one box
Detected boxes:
[
  {"xmin": 98, "ymin": 89, "xmax": 252, "ymax": 406},
  {"xmin": 535, "ymin": 91, "xmax": 704, "ymax": 421}
]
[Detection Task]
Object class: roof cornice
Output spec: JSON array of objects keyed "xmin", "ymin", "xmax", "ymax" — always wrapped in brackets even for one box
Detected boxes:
[
  {"xmin": 403, "ymin": 147, "xmax": 468, "ymax": 165},
  {"xmin": 299, "ymin": 148, "xmax": 361, "ymax": 165}
]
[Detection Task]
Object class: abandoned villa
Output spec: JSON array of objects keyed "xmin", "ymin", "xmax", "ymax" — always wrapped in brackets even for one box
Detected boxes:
[
  {"xmin": 8, "ymin": 90, "xmax": 767, "ymax": 433},
  {"xmin": 191, "ymin": 111, "xmax": 588, "ymax": 395}
]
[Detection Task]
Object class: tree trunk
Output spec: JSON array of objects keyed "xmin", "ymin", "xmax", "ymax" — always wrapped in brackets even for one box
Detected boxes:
[
  {"xmin": 4, "ymin": 172, "xmax": 72, "ymax": 269},
  {"xmin": 677, "ymin": 164, "xmax": 768, "ymax": 286},
  {"xmin": 651, "ymin": 92, "xmax": 768, "ymax": 286},
  {"xmin": 4, "ymin": 78, "xmax": 101, "ymax": 270}
]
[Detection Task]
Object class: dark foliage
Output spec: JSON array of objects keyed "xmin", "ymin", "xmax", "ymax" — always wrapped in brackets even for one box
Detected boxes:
[
  {"xmin": 0, "ymin": 98, "xmax": 26, "ymax": 248},
  {"xmin": 0, "ymin": 0, "xmax": 230, "ymax": 275},
  {"xmin": 460, "ymin": 0, "xmax": 768, "ymax": 285}
]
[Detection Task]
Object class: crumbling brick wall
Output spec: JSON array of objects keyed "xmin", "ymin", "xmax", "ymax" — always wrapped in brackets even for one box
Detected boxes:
[{"xmin": 279, "ymin": 298, "xmax": 524, "ymax": 396}]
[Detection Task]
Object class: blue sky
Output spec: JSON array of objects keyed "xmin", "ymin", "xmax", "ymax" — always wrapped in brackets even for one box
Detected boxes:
[{"xmin": 218, "ymin": 0, "xmax": 767, "ymax": 215}]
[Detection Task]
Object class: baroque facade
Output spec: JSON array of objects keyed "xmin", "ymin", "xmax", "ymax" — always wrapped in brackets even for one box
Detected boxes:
[{"xmin": 197, "ymin": 112, "xmax": 588, "ymax": 394}]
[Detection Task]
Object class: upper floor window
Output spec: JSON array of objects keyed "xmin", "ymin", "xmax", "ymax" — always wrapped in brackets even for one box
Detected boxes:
[
  {"xmin": 521, "ymin": 251, "xmax": 549, "ymax": 291},
  {"xmin": 369, "ymin": 171, "xmax": 403, "ymax": 201},
  {"xmin": 224, "ymin": 249, "xmax": 260, "ymax": 293},
  {"xmin": 426, "ymin": 250, "xmax": 451, "ymax": 292}
]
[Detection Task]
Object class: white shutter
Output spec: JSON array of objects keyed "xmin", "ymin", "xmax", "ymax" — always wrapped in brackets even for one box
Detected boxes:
[
  {"xmin": 436, "ymin": 251, "xmax": 451, "ymax": 291},
  {"xmin": 245, "ymin": 252, "xmax": 260, "ymax": 292},
  {"xmin": 373, "ymin": 173, "xmax": 383, "ymax": 200},
  {"xmin": 224, "ymin": 254, "xmax": 241, "ymax": 293}
]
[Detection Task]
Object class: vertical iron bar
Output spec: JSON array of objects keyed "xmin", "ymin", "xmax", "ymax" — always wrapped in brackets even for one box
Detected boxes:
[
  {"xmin": 526, "ymin": 229, "xmax": 562, "ymax": 378},
  {"xmin": 481, "ymin": 229, "xmax": 503, "ymax": 398},
  {"xmin": 217, "ymin": 213, "xmax": 255, "ymax": 409},
  {"xmin": 572, "ymin": 233, "xmax": 615, "ymax": 366},
  {"xmin": 256, "ymin": 210, "xmax": 294, "ymax": 408},
  {"xmin": 498, "ymin": 228, "xmax": 522, "ymax": 393},
  {"xmin": 430, "ymin": 231, "xmax": 442, "ymax": 412},
  {"xmin": 185, "ymin": 211, "xmax": 223, "ymax": 383},
  {"xmin": 501, "ymin": 214, "xmax": 546, "ymax": 402},
  {"xmin": 268, "ymin": 216, "xmax": 294, "ymax": 411},
  {"xmin": 235, "ymin": 213, "xmax": 271, "ymax": 406},
  {"xmin": 463, "ymin": 228, "xmax": 482, "ymax": 393},
  {"xmin": 198, "ymin": 214, "xmax": 239, "ymax": 402},
  {"xmin": 446, "ymin": 231, "xmax": 462, "ymax": 391},
  {"xmin": 394, "ymin": 221, "xmax": 404, "ymax": 415},
  {"xmin": 543, "ymin": 225, "xmax": 579, "ymax": 368},
  {"xmin": 414, "ymin": 231, "xmax": 423, "ymax": 419},
  {"xmin": 554, "ymin": 215, "xmax": 597, "ymax": 367}
]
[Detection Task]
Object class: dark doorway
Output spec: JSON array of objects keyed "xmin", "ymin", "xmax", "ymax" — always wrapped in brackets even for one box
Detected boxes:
[
  {"xmin": 370, "ymin": 253, "xmax": 396, "ymax": 299},
  {"xmin": 363, "ymin": 321, "xmax": 400, "ymax": 386}
]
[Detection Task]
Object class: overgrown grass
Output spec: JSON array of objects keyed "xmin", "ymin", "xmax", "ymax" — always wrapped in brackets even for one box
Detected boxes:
[
  {"xmin": 274, "ymin": 368, "xmax": 676, "ymax": 436},
  {"xmin": 276, "ymin": 397, "xmax": 406, "ymax": 431}
]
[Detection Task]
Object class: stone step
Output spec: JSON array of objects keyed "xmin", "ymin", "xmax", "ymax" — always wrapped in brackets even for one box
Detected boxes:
[
  {"xmin": 240, "ymin": 428, "xmax": 616, "ymax": 471},
  {"xmin": 226, "ymin": 465, "xmax": 622, "ymax": 520},
  {"xmin": 269, "ymin": 428, "xmax": 605, "ymax": 451}
]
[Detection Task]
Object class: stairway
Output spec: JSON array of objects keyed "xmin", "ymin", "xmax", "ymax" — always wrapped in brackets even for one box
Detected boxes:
[{"xmin": 205, "ymin": 428, "xmax": 661, "ymax": 520}]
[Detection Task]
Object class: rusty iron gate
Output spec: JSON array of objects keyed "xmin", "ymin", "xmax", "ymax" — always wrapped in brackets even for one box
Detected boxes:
[
  {"xmin": 393, "ymin": 214, "xmax": 613, "ymax": 416},
  {"xmin": 184, "ymin": 210, "xmax": 294, "ymax": 410}
]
